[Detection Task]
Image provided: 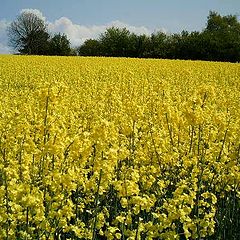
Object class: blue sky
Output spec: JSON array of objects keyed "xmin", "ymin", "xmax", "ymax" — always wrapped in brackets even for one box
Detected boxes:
[{"xmin": 0, "ymin": 0, "xmax": 239, "ymax": 53}]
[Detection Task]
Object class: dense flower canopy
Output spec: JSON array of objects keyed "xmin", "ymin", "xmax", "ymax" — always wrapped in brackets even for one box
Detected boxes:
[{"xmin": 0, "ymin": 56, "xmax": 240, "ymax": 239}]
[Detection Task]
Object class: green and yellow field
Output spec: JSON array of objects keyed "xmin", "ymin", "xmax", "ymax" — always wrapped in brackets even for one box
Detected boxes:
[{"xmin": 0, "ymin": 55, "xmax": 240, "ymax": 239}]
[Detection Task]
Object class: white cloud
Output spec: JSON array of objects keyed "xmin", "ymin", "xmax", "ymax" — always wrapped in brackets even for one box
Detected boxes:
[
  {"xmin": 48, "ymin": 17, "xmax": 106, "ymax": 46},
  {"xmin": 0, "ymin": 20, "xmax": 11, "ymax": 54},
  {"xmin": 48, "ymin": 17, "xmax": 153, "ymax": 46},
  {"xmin": 110, "ymin": 20, "xmax": 151, "ymax": 35},
  {"xmin": 0, "ymin": 43, "xmax": 11, "ymax": 54}
]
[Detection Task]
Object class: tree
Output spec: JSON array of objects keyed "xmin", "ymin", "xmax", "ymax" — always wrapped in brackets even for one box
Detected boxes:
[
  {"xmin": 78, "ymin": 39, "xmax": 102, "ymax": 56},
  {"xmin": 203, "ymin": 11, "xmax": 240, "ymax": 62},
  {"xmin": 76, "ymin": 11, "xmax": 240, "ymax": 62},
  {"xmin": 149, "ymin": 31, "xmax": 169, "ymax": 58},
  {"xmin": 99, "ymin": 27, "xmax": 133, "ymax": 57},
  {"xmin": 129, "ymin": 33, "xmax": 151, "ymax": 58},
  {"xmin": 49, "ymin": 33, "xmax": 71, "ymax": 56},
  {"xmin": 7, "ymin": 11, "xmax": 50, "ymax": 55},
  {"xmin": 206, "ymin": 11, "xmax": 239, "ymax": 32}
]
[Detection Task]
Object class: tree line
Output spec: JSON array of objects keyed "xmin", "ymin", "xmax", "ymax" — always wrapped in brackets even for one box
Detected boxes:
[
  {"xmin": 8, "ymin": 11, "xmax": 240, "ymax": 62},
  {"xmin": 78, "ymin": 11, "xmax": 240, "ymax": 62}
]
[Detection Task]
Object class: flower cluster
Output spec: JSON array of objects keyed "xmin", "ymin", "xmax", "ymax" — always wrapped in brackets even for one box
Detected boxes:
[{"xmin": 0, "ymin": 56, "xmax": 240, "ymax": 239}]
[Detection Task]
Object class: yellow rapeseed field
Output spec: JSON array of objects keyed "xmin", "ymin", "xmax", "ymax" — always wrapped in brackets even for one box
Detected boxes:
[{"xmin": 0, "ymin": 55, "xmax": 240, "ymax": 239}]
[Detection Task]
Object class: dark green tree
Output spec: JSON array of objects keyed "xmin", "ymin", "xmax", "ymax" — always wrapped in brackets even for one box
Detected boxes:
[
  {"xmin": 166, "ymin": 31, "xmax": 204, "ymax": 60},
  {"xmin": 203, "ymin": 11, "xmax": 240, "ymax": 62},
  {"xmin": 148, "ymin": 31, "xmax": 169, "ymax": 58},
  {"xmin": 7, "ymin": 11, "xmax": 50, "ymax": 55},
  {"xmin": 78, "ymin": 39, "xmax": 102, "ymax": 56},
  {"xmin": 182, "ymin": 31, "xmax": 209, "ymax": 60},
  {"xmin": 99, "ymin": 27, "xmax": 133, "ymax": 57},
  {"xmin": 130, "ymin": 33, "xmax": 151, "ymax": 58},
  {"xmin": 206, "ymin": 11, "xmax": 239, "ymax": 32},
  {"xmin": 76, "ymin": 11, "xmax": 240, "ymax": 62},
  {"xmin": 48, "ymin": 33, "xmax": 71, "ymax": 56}
]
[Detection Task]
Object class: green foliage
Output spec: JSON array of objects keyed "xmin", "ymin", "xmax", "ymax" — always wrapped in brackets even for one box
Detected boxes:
[
  {"xmin": 148, "ymin": 31, "xmax": 169, "ymax": 58},
  {"xmin": 99, "ymin": 27, "xmax": 134, "ymax": 57},
  {"xmin": 203, "ymin": 11, "xmax": 240, "ymax": 62},
  {"xmin": 78, "ymin": 11, "xmax": 240, "ymax": 62},
  {"xmin": 78, "ymin": 39, "xmax": 102, "ymax": 56},
  {"xmin": 49, "ymin": 33, "xmax": 72, "ymax": 56},
  {"xmin": 206, "ymin": 11, "xmax": 239, "ymax": 32},
  {"xmin": 130, "ymin": 34, "xmax": 151, "ymax": 58}
]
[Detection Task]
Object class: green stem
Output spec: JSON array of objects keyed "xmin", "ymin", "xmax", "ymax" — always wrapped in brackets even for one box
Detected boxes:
[
  {"xmin": 165, "ymin": 113, "xmax": 174, "ymax": 147},
  {"xmin": 92, "ymin": 168, "xmax": 103, "ymax": 240},
  {"xmin": 217, "ymin": 129, "xmax": 228, "ymax": 161},
  {"xmin": 189, "ymin": 125, "xmax": 194, "ymax": 154}
]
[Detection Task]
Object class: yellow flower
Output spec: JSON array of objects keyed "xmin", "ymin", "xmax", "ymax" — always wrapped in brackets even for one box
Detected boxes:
[
  {"xmin": 0, "ymin": 55, "xmax": 239, "ymax": 240},
  {"xmin": 116, "ymin": 232, "xmax": 122, "ymax": 239}
]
